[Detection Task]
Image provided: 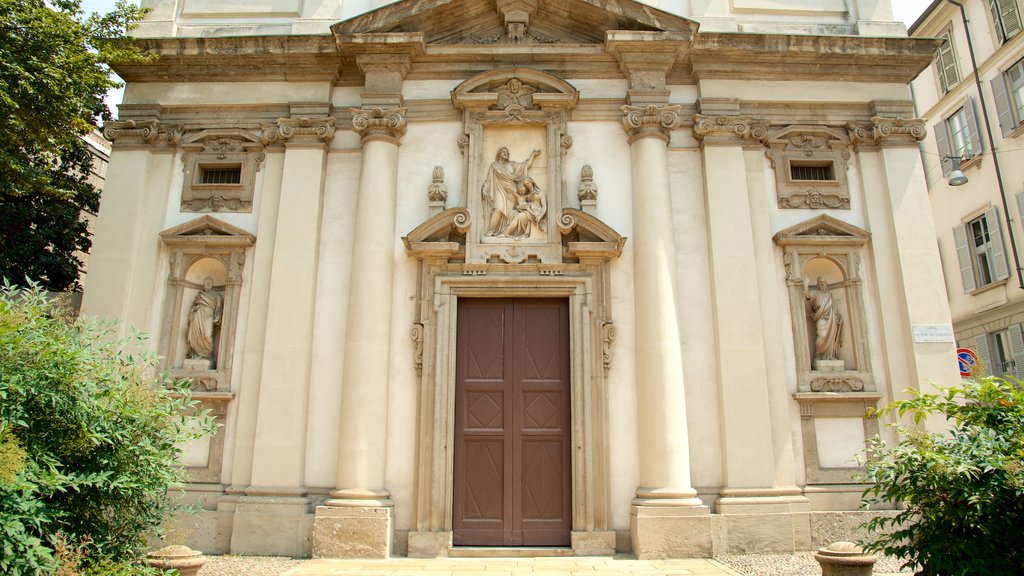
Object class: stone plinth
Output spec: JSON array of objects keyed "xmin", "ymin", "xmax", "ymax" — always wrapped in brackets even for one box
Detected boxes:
[
  {"xmin": 144, "ymin": 545, "xmax": 205, "ymax": 576},
  {"xmin": 571, "ymin": 531, "xmax": 616, "ymax": 556},
  {"xmin": 312, "ymin": 505, "xmax": 393, "ymax": 559},
  {"xmin": 814, "ymin": 541, "xmax": 877, "ymax": 576},
  {"xmin": 814, "ymin": 359, "xmax": 846, "ymax": 372},
  {"xmin": 183, "ymin": 358, "xmax": 213, "ymax": 371},
  {"xmin": 630, "ymin": 505, "xmax": 712, "ymax": 559},
  {"xmin": 407, "ymin": 531, "xmax": 451, "ymax": 558}
]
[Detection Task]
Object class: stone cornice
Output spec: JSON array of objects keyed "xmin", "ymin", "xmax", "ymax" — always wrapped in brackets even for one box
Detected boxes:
[
  {"xmin": 621, "ymin": 104, "xmax": 682, "ymax": 144},
  {"xmin": 262, "ymin": 117, "xmax": 337, "ymax": 146},
  {"xmin": 692, "ymin": 114, "xmax": 769, "ymax": 146},
  {"xmin": 351, "ymin": 107, "xmax": 408, "ymax": 145},
  {"xmin": 847, "ymin": 116, "xmax": 927, "ymax": 148},
  {"xmin": 102, "ymin": 119, "xmax": 182, "ymax": 149}
]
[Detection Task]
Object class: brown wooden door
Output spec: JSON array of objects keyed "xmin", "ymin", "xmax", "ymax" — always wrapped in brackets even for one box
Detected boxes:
[{"xmin": 453, "ymin": 298, "xmax": 571, "ymax": 547}]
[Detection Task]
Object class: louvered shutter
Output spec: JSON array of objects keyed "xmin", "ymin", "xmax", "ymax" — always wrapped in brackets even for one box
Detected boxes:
[
  {"xmin": 964, "ymin": 97, "xmax": 984, "ymax": 156},
  {"xmin": 954, "ymin": 224, "xmax": 978, "ymax": 292},
  {"xmin": 1001, "ymin": 0, "xmax": 1023, "ymax": 40},
  {"xmin": 1008, "ymin": 324, "xmax": 1024, "ymax": 378},
  {"xmin": 1016, "ymin": 191, "xmax": 1024, "ymax": 224},
  {"xmin": 993, "ymin": 74, "xmax": 1015, "ymax": 136},
  {"xmin": 934, "ymin": 121, "xmax": 953, "ymax": 176},
  {"xmin": 975, "ymin": 333, "xmax": 994, "ymax": 376},
  {"xmin": 986, "ymin": 206, "xmax": 1010, "ymax": 281},
  {"xmin": 937, "ymin": 33, "xmax": 959, "ymax": 91}
]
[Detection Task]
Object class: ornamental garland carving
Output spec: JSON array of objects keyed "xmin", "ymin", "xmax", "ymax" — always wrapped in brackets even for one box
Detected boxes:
[
  {"xmin": 350, "ymin": 108, "xmax": 407, "ymax": 144},
  {"xmin": 848, "ymin": 116, "xmax": 926, "ymax": 146},
  {"xmin": 103, "ymin": 119, "xmax": 182, "ymax": 148},
  {"xmin": 809, "ymin": 375, "xmax": 865, "ymax": 393},
  {"xmin": 692, "ymin": 114, "xmax": 769, "ymax": 145},
  {"xmin": 621, "ymin": 104, "xmax": 682, "ymax": 143},
  {"xmin": 262, "ymin": 117, "xmax": 337, "ymax": 145}
]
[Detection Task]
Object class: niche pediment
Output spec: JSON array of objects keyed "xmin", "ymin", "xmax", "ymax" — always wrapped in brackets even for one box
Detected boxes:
[
  {"xmin": 332, "ymin": 0, "xmax": 696, "ymax": 46},
  {"xmin": 773, "ymin": 215, "xmax": 870, "ymax": 248},
  {"xmin": 160, "ymin": 215, "xmax": 256, "ymax": 248},
  {"xmin": 558, "ymin": 208, "xmax": 625, "ymax": 260},
  {"xmin": 402, "ymin": 208, "xmax": 471, "ymax": 259}
]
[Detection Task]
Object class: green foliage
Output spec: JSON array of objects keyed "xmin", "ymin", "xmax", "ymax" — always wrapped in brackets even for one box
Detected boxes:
[
  {"xmin": 861, "ymin": 377, "xmax": 1024, "ymax": 575},
  {"xmin": 0, "ymin": 284, "xmax": 214, "ymax": 575},
  {"xmin": 0, "ymin": 0, "xmax": 149, "ymax": 291}
]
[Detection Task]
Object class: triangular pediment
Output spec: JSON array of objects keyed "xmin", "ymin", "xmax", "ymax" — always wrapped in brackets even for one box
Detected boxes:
[
  {"xmin": 773, "ymin": 215, "xmax": 869, "ymax": 247},
  {"xmin": 333, "ymin": 0, "xmax": 697, "ymax": 45},
  {"xmin": 160, "ymin": 215, "xmax": 256, "ymax": 247}
]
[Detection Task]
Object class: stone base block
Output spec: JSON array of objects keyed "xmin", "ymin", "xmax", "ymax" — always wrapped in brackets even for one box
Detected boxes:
[
  {"xmin": 571, "ymin": 531, "xmax": 615, "ymax": 556},
  {"xmin": 809, "ymin": 510, "xmax": 901, "ymax": 549},
  {"xmin": 407, "ymin": 531, "xmax": 451, "ymax": 558},
  {"xmin": 813, "ymin": 359, "xmax": 845, "ymax": 372},
  {"xmin": 312, "ymin": 505, "xmax": 392, "ymax": 559},
  {"xmin": 183, "ymin": 358, "xmax": 213, "ymax": 371},
  {"xmin": 230, "ymin": 496, "xmax": 312, "ymax": 557},
  {"xmin": 630, "ymin": 505, "xmax": 712, "ymax": 559},
  {"xmin": 716, "ymin": 495, "xmax": 811, "ymax": 554}
]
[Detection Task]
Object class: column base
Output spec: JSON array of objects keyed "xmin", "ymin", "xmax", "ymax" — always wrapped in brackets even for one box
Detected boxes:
[
  {"xmin": 715, "ymin": 491, "xmax": 811, "ymax": 554},
  {"xmin": 630, "ymin": 504, "xmax": 712, "ymax": 559},
  {"xmin": 407, "ymin": 531, "xmax": 451, "ymax": 558},
  {"xmin": 312, "ymin": 505, "xmax": 393, "ymax": 559},
  {"xmin": 571, "ymin": 530, "xmax": 616, "ymax": 556}
]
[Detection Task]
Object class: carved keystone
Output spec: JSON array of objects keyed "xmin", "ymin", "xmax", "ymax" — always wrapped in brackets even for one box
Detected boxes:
[{"xmin": 814, "ymin": 541, "xmax": 877, "ymax": 576}]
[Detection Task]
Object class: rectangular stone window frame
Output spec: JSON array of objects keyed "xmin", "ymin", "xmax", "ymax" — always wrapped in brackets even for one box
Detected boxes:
[
  {"xmin": 180, "ymin": 130, "xmax": 265, "ymax": 213},
  {"xmin": 766, "ymin": 125, "xmax": 851, "ymax": 210},
  {"xmin": 953, "ymin": 205, "xmax": 1010, "ymax": 293},
  {"xmin": 198, "ymin": 163, "xmax": 243, "ymax": 185}
]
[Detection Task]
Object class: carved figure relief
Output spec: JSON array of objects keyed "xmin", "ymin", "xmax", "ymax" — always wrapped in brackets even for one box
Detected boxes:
[
  {"xmin": 186, "ymin": 277, "xmax": 224, "ymax": 363},
  {"xmin": 503, "ymin": 176, "xmax": 547, "ymax": 238},
  {"xmin": 493, "ymin": 78, "xmax": 538, "ymax": 111},
  {"xmin": 482, "ymin": 146, "xmax": 542, "ymax": 237},
  {"xmin": 804, "ymin": 276, "xmax": 844, "ymax": 363}
]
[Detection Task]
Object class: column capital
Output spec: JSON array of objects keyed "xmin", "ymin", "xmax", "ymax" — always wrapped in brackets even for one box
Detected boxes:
[
  {"xmin": 621, "ymin": 104, "xmax": 682, "ymax": 144},
  {"xmin": 103, "ymin": 119, "xmax": 182, "ymax": 150},
  {"xmin": 848, "ymin": 116, "xmax": 926, "ymax": 149},
  {"xmin": 262, "ymin": 117, "xmax": 336, "ymax": 147},
  {"xmin": 692, "ymin": 114, "xmax": 769, "ymax": 147},
  {"xmin": 351, "ymin": 107, "xmax": 408, "ymax": 146}
]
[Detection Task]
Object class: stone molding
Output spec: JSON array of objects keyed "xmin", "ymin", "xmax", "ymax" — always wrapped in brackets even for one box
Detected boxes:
[
  {"xmin": 691, "ymin": 114, "xmax": 769, "ymax": 146},
  {"xmin": 350, "ymin": 107, "xmax": 408, "ymax": 145},
  {"xmin": 103, "ymin": 119, "xmax": 181, "ymax": 149},
  {"xmin": 262, "ymin": 117, "xmax": 336, "ymax": 146},
  {"xmin": 848, "ymin": 116, "xmax": 926, "ymax": 148},
  {"xmin": 621, "ymin": 104, "xmax": 682, "ymax": 144}
]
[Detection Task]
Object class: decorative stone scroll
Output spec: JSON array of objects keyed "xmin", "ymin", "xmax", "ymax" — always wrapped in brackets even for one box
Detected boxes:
[
  {"xmin": 262, "ymin": 117, "xmax": 336, "ymax": 145},
  {"xmin": 103, "ymin": 119, "xmax": 182, "ymax": 148},
  {"xmin": 848, "ymin": 116, "xmax": 926, "ymax": 147},
  {"xmin": 180, "ymin": 129, "xmax": 266, "ymax": 213},
  {"xmin": 350, "ymin": 108, "xmax": 407, "ymax": 145},
  {"xmin": 621, "ymin": 104, "xmax": 682, "ymax": 143},
  {"xmin": 766, "ymin": 125, "xmax": 852, "ymax": 210},
  {"xmin": 692, "ymin": 114, "xmax": 769, "ymax": 146}
]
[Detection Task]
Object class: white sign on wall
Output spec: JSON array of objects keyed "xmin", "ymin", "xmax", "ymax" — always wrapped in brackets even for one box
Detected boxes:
[{"xmin": 912, "ymin": 324, "xmax": 955, "ymax": 343}]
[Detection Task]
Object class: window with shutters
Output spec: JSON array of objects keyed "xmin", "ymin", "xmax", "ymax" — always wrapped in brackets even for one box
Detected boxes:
[
  {"xmin": 974, "ymin": 325, "xmax": 1024, "ymax": 377},
  {"xmin": 989, "ymin": 0, "xmax": 1023, "ymax": 43},
  {"xmin": 992, "ymin": 58, "xmax": 1024, "ymax": 136},
  {"xmin": 933, "ymin": 100, "xmax": 983, "ymax": 176},
  {"xmin": 936, "ymin": 29, "xmax": 960, "ymax": 94},
  {"xmin": 953, "ymin": 207, "xmax": 1010, "ymax": 292}
]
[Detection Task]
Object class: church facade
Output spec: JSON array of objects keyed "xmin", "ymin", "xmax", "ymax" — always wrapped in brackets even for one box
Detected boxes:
[{"xmin": 84, "ymin": 0, "xmax": 960, "ymax": 559}]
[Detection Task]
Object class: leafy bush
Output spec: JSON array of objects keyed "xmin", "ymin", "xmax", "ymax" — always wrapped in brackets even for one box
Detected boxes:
[
  {"xmin": 861, "ymin": 377, "xmax": 1024, "ymax": 575},
  {"xmin": 0, "ymin": 284, "xmax": 214, "ymax": 574}
]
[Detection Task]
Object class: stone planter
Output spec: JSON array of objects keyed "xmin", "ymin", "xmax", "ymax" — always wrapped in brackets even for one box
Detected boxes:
[
  {"xmin": 144, "ymin": 545, "xmax": 206, "ymax": 576},
  {"xmin": 814, "ymin": 541, "xmax": 877, "ymax": 576}
]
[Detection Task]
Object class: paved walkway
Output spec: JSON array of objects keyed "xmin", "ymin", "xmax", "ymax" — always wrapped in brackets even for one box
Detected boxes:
[{"xmin": 282, "ymin": 556, "xmax": 744, "ymax": 576}]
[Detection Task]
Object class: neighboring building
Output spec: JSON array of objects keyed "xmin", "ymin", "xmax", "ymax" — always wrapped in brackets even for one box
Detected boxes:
[
  {"xmin": 77, "ymin": 131, "xmax": 110, "ymax": 284},
  {"xmin": 910, "ymin": 0, "xmax": 1024, "ymax": 378},
  {"xmin": 85, "ymin": 0, "xmax": 960, "ymax": 559}
]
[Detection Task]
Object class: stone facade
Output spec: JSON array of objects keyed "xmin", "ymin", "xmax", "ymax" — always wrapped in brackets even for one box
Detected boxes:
[{"xmin": 84, "ymin": 0, "xmax": 960, "ymax": 559}]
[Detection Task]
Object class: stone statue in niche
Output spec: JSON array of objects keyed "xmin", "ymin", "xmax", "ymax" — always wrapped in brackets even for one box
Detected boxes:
[
  {"xmin": 503, "ymin": 176, "xmax": 546, "ymax": 238},
  {"xmin": 482, "ymin": 146, "xmax": 542, "ymax": 237},
  {"xmin": 185, "ymin": 277, "xmax": 223, "ymax": 367},
  {"xmin": 805, "ymin": 276, "xmax": 844, "ymax": 370}
]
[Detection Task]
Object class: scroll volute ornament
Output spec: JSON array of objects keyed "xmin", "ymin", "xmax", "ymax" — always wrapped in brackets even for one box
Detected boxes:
[
  {"xmin": 351, "ymin": 108, "xmax": 408, "ymax": 145},
  {"xmin": 621, "ymin": 104, "xmax": 682, "ymax": 143}
]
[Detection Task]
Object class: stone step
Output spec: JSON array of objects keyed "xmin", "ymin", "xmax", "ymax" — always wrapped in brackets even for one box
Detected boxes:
[{"xmin": 447, "ymin": 547, "xmax": 574, "ymax": 558}]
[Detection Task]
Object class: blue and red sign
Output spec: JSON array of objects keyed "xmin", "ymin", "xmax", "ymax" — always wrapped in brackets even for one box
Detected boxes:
[{"xmin": 957, "ymin": 347, "xmax": 979, "ymax": 377}]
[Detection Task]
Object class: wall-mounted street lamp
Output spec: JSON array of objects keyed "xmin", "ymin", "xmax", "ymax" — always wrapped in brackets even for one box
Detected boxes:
[
  {"xmin": 944, "ymin": 0, "xmax": 1024, "ymax": 288},
  {"xmin": 945, "ymin": 155, "xmax": 969, "ymax": 186}
]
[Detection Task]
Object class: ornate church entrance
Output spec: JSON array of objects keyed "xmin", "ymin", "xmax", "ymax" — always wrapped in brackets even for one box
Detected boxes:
[{"xmin": 453, "ymin": 298, "xmax": 571, "ymax": 546}]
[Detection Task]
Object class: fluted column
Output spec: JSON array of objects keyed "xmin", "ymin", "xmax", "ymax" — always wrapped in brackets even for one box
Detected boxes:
[
  {"xmin": 312, "ymin": 107, "xmax": 406, "ymax": 560},
  {"xmin": 622, "ymin": 104, "xmax": 710, "ymax": 559}
]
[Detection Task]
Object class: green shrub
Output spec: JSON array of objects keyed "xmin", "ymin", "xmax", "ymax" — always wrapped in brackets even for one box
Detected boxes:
[
  {"xmin": 0, "ymin": 284, "xmax": 214, "ymax": 574},
  {"xmin": 861, "ymin": 377, "xmax": 1024, "ymax": 575}
]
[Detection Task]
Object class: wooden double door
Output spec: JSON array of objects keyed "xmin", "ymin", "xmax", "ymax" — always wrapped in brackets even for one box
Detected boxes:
[{"xmin": 453, "ymin": 298, "xmax": 572, "ymax": 546}]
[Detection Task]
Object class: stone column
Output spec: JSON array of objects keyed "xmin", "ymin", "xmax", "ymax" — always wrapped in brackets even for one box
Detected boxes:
[
  {"xmin": 693, "ymin": 114, "xmax": 809, "ymax": 553},
  {"xmin": 231, "ymin": 114, "xmax": 334, "ymax": 557},
  {"xmin": 621, "ymin": 103, "xmax": 711, "ymax": 559},
  {"xmin": 83, "ymin": 119, "xmax": 180, "ymax": 330},
  {"xmin": 313, "ymin": 105, "xmax": 407, "ymax": 559},
  {"xmin": 852, "ymin": 115, "xmax": 961, "ymax": 432}
]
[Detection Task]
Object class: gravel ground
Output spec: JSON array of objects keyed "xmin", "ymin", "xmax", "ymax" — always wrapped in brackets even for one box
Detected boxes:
[{"xmin": 197, "ymin": 553, "xmax": 915, "ymax": 576}]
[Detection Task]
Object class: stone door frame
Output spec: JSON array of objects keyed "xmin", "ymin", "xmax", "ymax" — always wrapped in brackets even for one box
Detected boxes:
[{"xmin": 407, "ymin": 271, "xmax": 614, "ymax": 556}]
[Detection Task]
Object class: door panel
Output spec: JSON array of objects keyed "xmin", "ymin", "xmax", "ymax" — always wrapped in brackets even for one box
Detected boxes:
[{"xmin": 454, "ymin": 298, "xmax": 570, "ymax": 547}]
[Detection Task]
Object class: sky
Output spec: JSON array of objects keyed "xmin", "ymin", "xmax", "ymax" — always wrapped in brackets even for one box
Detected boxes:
[{"xmin": 82, "ymin": 0, "xmax": 937, "ymax": 116}]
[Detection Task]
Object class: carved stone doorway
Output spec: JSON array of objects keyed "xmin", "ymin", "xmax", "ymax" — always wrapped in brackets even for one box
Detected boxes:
[{"xmin": 453, "ymin": 298, "xmax": 572, "ymax": 547}]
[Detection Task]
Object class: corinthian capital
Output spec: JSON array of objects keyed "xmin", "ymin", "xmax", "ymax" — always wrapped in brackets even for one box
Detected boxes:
[
  {"xmin": 262, "ymin": 117, "xmax": 336, "ymax": 146},
  {"xmin": 692, "ymin": 115, "xmax": 768, "ymax": 146},
  {"xmin": 102, "ymin": 119, "xmax": 181, "ymax": 149},
  {"xmin": 621, "ymin": 104, "xmax": 682, "ymax": 144},
  {"xmin": 351, "ymin": 107, "xmax": 408, "ymax": 145},
  {"xmin": 848, "ymin": 116, "xmax": 926, "ymax": 147}
]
